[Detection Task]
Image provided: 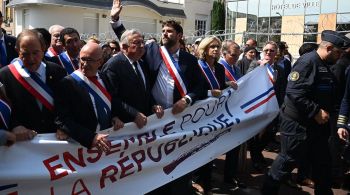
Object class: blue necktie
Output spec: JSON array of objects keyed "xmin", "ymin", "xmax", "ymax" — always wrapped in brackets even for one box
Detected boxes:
[{"xmin": 0, "ymin": 40, "xmax": 7, "ymax": 67}]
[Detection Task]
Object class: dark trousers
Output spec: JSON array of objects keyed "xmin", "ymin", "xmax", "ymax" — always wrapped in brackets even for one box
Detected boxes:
[
  {"xmin": 262, "ymin": 114, "xmax": 333, "ymax": 195},
  {"xmin": 224, "ymin": 146, "xmax": 240, "ymax": 181}
]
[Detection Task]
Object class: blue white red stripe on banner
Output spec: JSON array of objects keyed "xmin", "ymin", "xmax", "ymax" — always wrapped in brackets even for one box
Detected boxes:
[
  {"xmin": 0, "ymin": 183, "xmax": 18, "ymax": 195},
  {"xmin": 240, "ymin": 86, "xmax": 275, "ymax": 113}
]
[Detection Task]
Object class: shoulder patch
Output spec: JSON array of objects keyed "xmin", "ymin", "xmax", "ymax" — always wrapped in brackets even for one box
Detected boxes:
[{"xmin": 288, "ymin": 71, "xmax": 299, "ymax": 81}]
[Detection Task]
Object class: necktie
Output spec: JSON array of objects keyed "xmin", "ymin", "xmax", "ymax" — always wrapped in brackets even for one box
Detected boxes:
[
  {"xmin": 72, "ymin": 58, "xmax": 79, "ymax": 69},
  {"xmin": 88, "ymin": 76, "xmax": 111, "ymax": 130},
  {"xmin": 0, "ymin": 40, "xmax": 7, "ymax": 67},
  {"xmin": 132, "ymin": 61, "xmax": 145, "ymax": 89}
]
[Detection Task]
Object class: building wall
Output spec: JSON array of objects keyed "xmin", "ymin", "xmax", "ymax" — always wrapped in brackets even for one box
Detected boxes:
[
  {"xmin": 235, "ymin": 18, "xmax": 247, "ymax": 45},
  {"xmin": 317, "ymin": 13, "xmax": 337, "ymax": 42},
  {"xmin": 11, "ymin": 0, "xmax": 212, "ymax": 41},
  {"xmin": 281, "ymin": 15, "xmax": 304, "ymax": 59},
  {"xmin": 183, "ymin": 0, "xmax": 212, "ymax": 36}
]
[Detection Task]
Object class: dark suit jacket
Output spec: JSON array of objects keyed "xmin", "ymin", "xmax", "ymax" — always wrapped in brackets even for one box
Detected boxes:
[
  {"xmin": 0, "ymin": 61, "xmax": 66, "ymax": 133},
  {"xmin": 102, "ymin": 53, "xmax": 154, "ymax": 123},
  {"xmin": 55, "ymin": 73, "xmax": 114, "ymax": 148},
  {"xmin": 4, "ymin": 34, "xmax": 18, "ymax": 65},
  {"xmin": 111, "ymin": 23, "xmax": 206, "ymax": 104}
]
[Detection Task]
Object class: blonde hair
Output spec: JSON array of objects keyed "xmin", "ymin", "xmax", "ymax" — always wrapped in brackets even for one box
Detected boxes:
[{"xmin": 197, "ymin": 36, "xmax": 222, "ymax": 60}]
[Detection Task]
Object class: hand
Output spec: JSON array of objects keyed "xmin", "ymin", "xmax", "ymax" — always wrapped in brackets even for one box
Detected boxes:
[
  {"xmin": 153, "ymin": 105, "xmax": 164, "ymax": 119},
  {"xmin": 134, "ymin": 112, "xmax": 147, "ymax": 129},
  {"xmin": 227, "ymin": 81, "xmax": 238, "ymax": 90},
  {"xmin": 338, "ymin": 128, "xmax": 349, "ymax": 141},
  {"xmin": 12, "ymin": 126, "xmax": 37, "ymax": 141},
  {"xmin": 259, "ymin": 59, "xmax": 270, "ymax": 66},
  {"xmin": 111, "ymin": 0, "xmax": 123, "ymax": 21},
  {"xmin": 314, "ymin": 109, "xmax": 329, "ymax": 124},
  {"xmin": 56, "ymin": 129, "xmax": 68, "ymax": 140},
  {"xmin": 92, "ymin": 133, "xmax": 111, "ymax": 153},
  {"xmin": 5, "ymin": 131, "xmax": 16, "ymax": 146},
  {"xmin": 211, "ymin": 89, "xmax": 222, "ymax": 97},
  {"xmin": 112, "ymin": 116, "xmax": 124, "ymax": 130},
  {"xmin": 172, "ymin": 98, "xmax": 187, "ymax": 115}
]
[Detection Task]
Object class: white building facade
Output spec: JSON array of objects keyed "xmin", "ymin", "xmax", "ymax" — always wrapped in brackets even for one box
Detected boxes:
[{"xmin": 8, "ymin": 0, "xmax": 213, "ymax": 41}]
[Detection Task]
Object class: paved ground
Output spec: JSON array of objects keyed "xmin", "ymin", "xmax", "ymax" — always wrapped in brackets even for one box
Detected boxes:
[{"xmin": 194, "ymin": 146, "xmax": 350, "ymax": 195}]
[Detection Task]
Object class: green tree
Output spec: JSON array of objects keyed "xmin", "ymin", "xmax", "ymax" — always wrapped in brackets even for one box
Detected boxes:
[{"xmin": 211, "ymin": 0, "xmax": 225, "ymax": 34}]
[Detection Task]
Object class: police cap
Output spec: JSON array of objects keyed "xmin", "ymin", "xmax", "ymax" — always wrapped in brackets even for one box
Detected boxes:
[{"xmin": 321, "ymin": 30, "xmax": 350, "ymax": 49}]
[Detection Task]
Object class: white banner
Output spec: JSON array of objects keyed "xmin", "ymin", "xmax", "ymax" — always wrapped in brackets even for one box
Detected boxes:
[{"xmin": 0, "ymin": 66, "xmax": 279, "ymax": 195}]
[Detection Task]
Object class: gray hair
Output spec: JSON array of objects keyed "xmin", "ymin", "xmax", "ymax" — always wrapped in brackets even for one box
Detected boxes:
[
  {"xmin": 48, "ymin": 24, "xmax": 64, "ymax": 34},
  {"xmin": 120, "ymin": 29, "xmax": 142, "ymax": 46},
  {"xmin": 221, "ymin": 40, "xmax": 240, "ymax": 55}
]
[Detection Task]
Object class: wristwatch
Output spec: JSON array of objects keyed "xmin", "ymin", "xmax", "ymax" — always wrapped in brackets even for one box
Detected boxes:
[{"xmin": 184, "ymin": 96, "xmax": 191, "ymax": 105}]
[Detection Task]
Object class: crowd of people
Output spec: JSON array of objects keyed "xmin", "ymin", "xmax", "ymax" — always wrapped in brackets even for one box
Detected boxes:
[{"xmin": 2, "ymin": 0, "xmax": 350, "ymax": 194}]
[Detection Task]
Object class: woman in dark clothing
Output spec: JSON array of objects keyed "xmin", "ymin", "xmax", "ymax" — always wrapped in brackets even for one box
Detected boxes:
[
  {"xmin": 195, "ymin": 36, "xmax": 227, "ymax": 195},
  {"xmin": 237, "ymin": 46, "xmax": 257, "ymax": 75}
]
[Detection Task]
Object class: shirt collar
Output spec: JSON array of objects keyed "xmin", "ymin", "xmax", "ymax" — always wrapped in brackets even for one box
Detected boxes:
[{"xmin": 35, "ymin": 62, "xmax": 47, "ymax": 77}]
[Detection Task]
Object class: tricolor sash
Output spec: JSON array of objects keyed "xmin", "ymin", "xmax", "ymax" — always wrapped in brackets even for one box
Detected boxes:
[
  {"xmin": 71, "ymin": 71, "xmax": 111, "ymax": 125},
  {"xmin": 219, "ymin": 58, "xmax": 238, "ymax": 82},
  {"xmin": 159, "ymin": 46, "xmax": 187, "ymax": 97},
  {"xmin": 8, "ymin": 60, "xmax": 54, "ymax": 111},
  {"xmin": 0, "ymin": 99, "xmax": 11, "ymax": 129},
  {"xmin": 45, "ymin": 47, "xmax": 58, "ymax": 58},
  {"xmin": 58, "ymin": 51, "xmax": 76, "ymax": 74},
  {"xmin": 198, "ymin": 59, "xmax": 220, "ymax": 90}
]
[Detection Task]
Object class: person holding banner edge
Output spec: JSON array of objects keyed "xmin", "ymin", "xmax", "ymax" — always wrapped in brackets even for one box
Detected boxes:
[
  {"xmin": 55, "ymin": 42, "xmax": 124, "ymax": 152},
  {"xmin": 0, "ymin": 29, "xmax": 67, "ymax": 141},
  {"xmin": 195, "ymin": 36, "xmax": 238, "ymax": 194},
  {"xmin": 108, "ymin": 0, "xmax": 206, "ymax": 194}
]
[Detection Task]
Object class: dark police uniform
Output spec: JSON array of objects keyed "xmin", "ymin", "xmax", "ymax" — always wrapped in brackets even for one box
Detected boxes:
[{"xmin": 262, "ymin": 30, "xmax": 350, "ymax": 195}]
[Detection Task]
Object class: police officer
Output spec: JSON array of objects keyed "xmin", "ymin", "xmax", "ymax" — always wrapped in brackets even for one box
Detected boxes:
[{"xmin": 261, "ymin": 30, "xmax": 350, "ymax": 195}]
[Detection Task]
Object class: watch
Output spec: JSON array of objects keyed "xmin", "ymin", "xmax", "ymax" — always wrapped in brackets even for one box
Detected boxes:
[{"xmin": 184, "ymin": 96, "xmax": 191, "ymax": 105}]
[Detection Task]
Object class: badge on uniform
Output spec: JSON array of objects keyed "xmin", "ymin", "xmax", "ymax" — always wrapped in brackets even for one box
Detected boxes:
[{"xmin": 288, "ymin": 71, "xmax": 299, "ymax": 81}]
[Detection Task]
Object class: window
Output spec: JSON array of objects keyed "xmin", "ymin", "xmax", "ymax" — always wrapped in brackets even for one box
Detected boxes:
[
  {"xmin": 321, "ymin": 0, "xmax": 337, "ymax": 14},
  {"xmin": 337, "ymin": 13, "xmax": 350, "ymax": 32},
  {"xmin": 195, "ymin": 19, "xmax": 207, "ymax": 36},
  {"xmin": 338, "ymin": 0, "xmax": 350, "ymax": 13},
  {"xmin": 304, "ymin": 15, "xmax": 319, "ymax": 43}
]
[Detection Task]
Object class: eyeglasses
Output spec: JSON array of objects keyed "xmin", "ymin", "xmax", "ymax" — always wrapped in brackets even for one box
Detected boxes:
[
  {"xmin": 264, "ymin": 49, "xmax": 275, "ymax": 53},
  {"xmin": 209, "ymin": 44, "xmax": 220, "ymax": 49},
  {"xmin": 79, "ymin": 57, "xmax": 101, "ymax": 63},
  {"xmin": 130, "ymin": 40, "xmax": 145, "ymax": 47}
]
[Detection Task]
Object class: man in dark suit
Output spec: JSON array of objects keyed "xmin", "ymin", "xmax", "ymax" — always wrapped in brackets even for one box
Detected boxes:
[
  {"xmin": 0, "ymin": 11, "xmax": 18, "ymax": 66},
  {"xmin": 56, "ymin": 42, "xmax": 124, "ymax": 152},
  {"xmin": 110, "ymin": 0, "xmax": 205, "ymax": 114},
  {"xmin": 102, "ymin": 29, "xmax": 163, "ymax": 128},
  {"xmin": 109, "ymin": 1, "xmax": 206, "ymax": 194},
  {"xmin": 51, "ymin": 27, "xmax": 81, "ymax": 74},
  {"xmin": 0, "ymin": 29, "xmax": 66, "ymax": 141}
]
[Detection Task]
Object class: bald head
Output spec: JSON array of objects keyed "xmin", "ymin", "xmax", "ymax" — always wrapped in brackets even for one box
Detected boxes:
[{"xmin": 79, "ymin": 42, "xmax": 103, "ymax": 77}]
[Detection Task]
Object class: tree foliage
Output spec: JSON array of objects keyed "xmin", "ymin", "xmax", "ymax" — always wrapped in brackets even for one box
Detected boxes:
[{"xmin": 211, "ymin": 0, "xmax": 225, "ymax": 32}]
